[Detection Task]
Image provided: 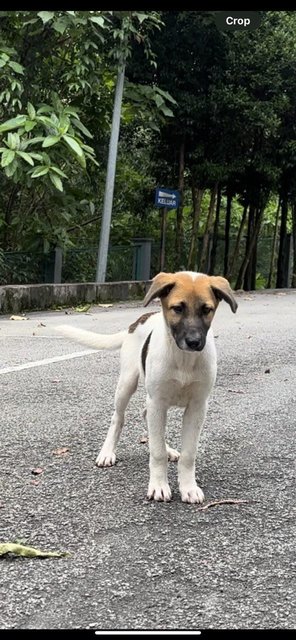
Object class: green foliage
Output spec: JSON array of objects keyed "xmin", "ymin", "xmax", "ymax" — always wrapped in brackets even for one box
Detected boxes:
[
  {"xmin": 0, "ymin": 99, "xmax": 98, "ymax": 189},
  {"xmin": 1, "ymin": 10, "xmax": 296, "ymax": 288},
  {"xmin": 0, "ymin": 10, "xmax": 173, "ymax": 254}
]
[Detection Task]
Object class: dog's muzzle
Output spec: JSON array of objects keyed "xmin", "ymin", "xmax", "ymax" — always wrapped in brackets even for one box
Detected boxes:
[{"xmin": 175, "ymin": 335, "xmax": 206, "ymax": 352}]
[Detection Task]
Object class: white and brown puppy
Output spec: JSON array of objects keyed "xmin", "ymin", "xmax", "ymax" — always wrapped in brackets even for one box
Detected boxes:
[{"xmin": 56, "ymin": 271, "xmax": 237, "ymax": 504}]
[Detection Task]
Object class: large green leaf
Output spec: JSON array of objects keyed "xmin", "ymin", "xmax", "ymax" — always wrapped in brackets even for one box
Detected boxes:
[
  {"xmin": 4, "ymin": 159, "xmax": 17, "ymax": 177},
  {"xmin": 42, "ymin": 135, "xmax": 61, "ymax": 148},
  {"xmin": 72, "ymin": 118, "xmax": 93, "ymax": 138},
  {"xmin": 135, "ymin": 13, "xmax": 149, "ymax": 24},
  {"xmin": 37, "ymin": 115, "xmax": 56, "ymax": 127},
  {"xmin": 90, "ymin": 16, "xmax": 105, "ymax": 27},
  {"xmin": 23, "ymin": 137, "xmax": 45, "ymax": 147},
  {"xmin": 31, "ymin": 166, "xmax": 49, "ymax": 177},
  {"xmin": 51, "ymin": 165, "xmax": 68, "ymax": 178},
  {"xmin": 27, "ymin": 103, "xmax": 36, "ymax": 120},
  {"xmin": 24, "ymin": 121, "xmax": 36, "ymax": 133},
  {"xmin": 0, "ymin": 115, "xmax": 26, "ymax": 132},
  {"xmin": 1, "ymin": 149, "xmax": 15, "ymax": 167},
  {"xmin": 7, "ymin": 132, "xmax": 19, "ymax": 150},
  {"xmin": 154, "ymin": 94, "xmax": 164, "ymax": 108},
  {"xmin": 49, "ymin": 172, "xmax": 63, "ymax": 191},
  {"xmin": 8, "ymin": 60, "xmax": 24, "ymax": 75},
  {"xmin": 53, "ymin": 19, "xmax": 67, "ymax": 34},
  {"xmin": 37, "ymin": 11, "xmax": 54, "ymax": 23},
  {"xmin": 16, "ymin": 151, "xmax": 34, "ymax": 166},
  {"xmin": 28, "ymin": 153, "xmax": 44, "ymax": 161},
  {"xmin": 62, "ymin": 134, "xmax": 83, "ymax": 157},
  {"xmin": 160, "ymin": 105, "xmax": 174, "ymax": 117}
]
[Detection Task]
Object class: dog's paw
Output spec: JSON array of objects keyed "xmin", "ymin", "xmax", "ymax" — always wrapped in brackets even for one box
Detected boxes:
[
  {"xmin": 166, "ymin": 445, "xmax": 180, "ymax": 462},
  {"xmin": 95, "ymin": 451, "xmax": 116, "ymax": 467},
  {"xmin": 180, "ymin": 484, "xmax": 204, "ymax": 504},
  {"xmin": 147, "ymin": 481, "xmax": 172, "ymax": 502}
]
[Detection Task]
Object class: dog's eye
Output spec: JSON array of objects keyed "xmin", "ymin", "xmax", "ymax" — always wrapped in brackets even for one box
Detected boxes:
[
  {"xmin": 171, "ymin": 305, "xmax": 183, "ymax": 314},
  {"xmin": 202, "ymin": 305, "xmax": 213, "ymax": 315}
]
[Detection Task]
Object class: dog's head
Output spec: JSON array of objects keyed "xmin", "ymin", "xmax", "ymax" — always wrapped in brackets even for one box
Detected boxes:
[{"xmin": 143, "ymin": 271, "xmax": 237, "ymax": 352}]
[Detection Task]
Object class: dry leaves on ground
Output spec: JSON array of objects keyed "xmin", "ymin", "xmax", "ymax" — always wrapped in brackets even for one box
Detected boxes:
[
  {"xmin": 0, "ymin": 543, "xmax": 70, "ymax": 558},
  {"xmin": 31, "ymin": 467, "xmax": 44, "ymax": 475},
  {"xmin": 52, "ymin": 447, "xmax": 69, "ymax": 456},
  {"xmin": 9, "ymin": 315, "xmax": 28, "ymax": 321}
]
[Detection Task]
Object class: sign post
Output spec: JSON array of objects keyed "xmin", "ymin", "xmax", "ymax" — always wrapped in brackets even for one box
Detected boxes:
[
  {"xmin": 159, "ymin": 207, "xmax": 167, "ymax": 271},
  {"xmin": 155, "ymin": 188, "xmax": 180, "ymax": 271}
]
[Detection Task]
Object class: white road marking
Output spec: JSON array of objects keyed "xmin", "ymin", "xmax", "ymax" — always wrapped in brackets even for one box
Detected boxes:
[{"xmin": 0, "ymin": 349, "xmax": 97, "ymax": 376}]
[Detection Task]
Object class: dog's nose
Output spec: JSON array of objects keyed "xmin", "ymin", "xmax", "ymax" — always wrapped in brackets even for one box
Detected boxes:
[{"xmin": 185, "ymin": 336, "xmax": 202, "ymax": 351}]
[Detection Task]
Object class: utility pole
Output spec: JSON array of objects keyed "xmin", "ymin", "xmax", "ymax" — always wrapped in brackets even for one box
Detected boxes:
[{"xmin": 96, "ymin": 59, "xmax": 126, "ymax": 282}]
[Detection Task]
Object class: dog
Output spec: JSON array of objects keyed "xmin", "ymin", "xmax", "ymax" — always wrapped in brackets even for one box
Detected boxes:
[{"xmin": 56, "ymin": 271, "xmax": 237, "ymax": 503}]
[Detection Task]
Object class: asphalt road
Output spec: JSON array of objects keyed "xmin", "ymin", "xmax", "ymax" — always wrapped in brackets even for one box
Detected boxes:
[{"xmin": 0, "ymin": 291, "xmax": 295, "ymax": 630}]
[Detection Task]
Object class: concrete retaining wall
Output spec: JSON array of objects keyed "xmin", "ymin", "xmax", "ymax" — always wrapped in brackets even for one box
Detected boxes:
[{"xmin": 0, "ymin": 281, "xmax": 150, "ymax": 315}]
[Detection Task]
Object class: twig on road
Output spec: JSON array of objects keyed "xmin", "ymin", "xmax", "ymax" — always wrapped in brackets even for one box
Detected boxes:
[{"xmin": 197, "ymin": 498, "xmax": 254, "ymax": 511}]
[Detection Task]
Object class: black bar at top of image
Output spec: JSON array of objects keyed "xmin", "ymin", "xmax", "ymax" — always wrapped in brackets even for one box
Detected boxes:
[{"xmin": 3, "ymin": 4, "xmax": 296, "ymax": 12}]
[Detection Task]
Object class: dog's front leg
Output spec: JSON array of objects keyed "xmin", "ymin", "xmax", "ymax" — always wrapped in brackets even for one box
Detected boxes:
[
  {"xmin": 146, "ymin": 396, "xmax": 171, "ymax": 502},
  {"xmin": 178, "ymin": 396, "xmax": 208, "ymax": 504}
]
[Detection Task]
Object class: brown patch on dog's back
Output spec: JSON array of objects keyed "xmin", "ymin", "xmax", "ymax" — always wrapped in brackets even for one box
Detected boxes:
[
  {"xmin": 141, "ymin": 331, "xmax": 152, "ymax": 374},
  {"xmin": 128, "ymin": 311, "xmax": 158, "ymax": 334}
]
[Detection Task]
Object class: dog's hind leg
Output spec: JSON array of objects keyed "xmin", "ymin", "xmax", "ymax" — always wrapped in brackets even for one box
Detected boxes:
[{"xmin": 96, "ymin": 369, "xmax": 139, "ymax": 467}]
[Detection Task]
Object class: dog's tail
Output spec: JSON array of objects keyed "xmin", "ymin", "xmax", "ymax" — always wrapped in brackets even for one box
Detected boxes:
[{"xmin": 55, "ymin": 324, "xmax": 127, "ymax": 350}]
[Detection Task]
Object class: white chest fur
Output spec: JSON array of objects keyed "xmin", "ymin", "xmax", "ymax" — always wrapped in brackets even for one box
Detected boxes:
[{"xmin": 144, "ymin": 319, "xmax": 217, "ymax": 409}]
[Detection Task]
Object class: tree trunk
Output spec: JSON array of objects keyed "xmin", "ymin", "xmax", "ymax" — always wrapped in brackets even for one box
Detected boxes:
[
  {"xmin": 249, "ymin": 238, "xmax": 257, "ymax": 290},
  {"xmin": 292, "ymin": 202, "xmax": 296, "ymax": 288},
  {"xmin": 199, "ymin": 183, "xmax": 218, "ymax": 273},
  {"xmin": 267, "ymin": 196, "xmax": 281, "ymax": 288},
  {"xmin": 235, "ymin": 206, "xmax": 263, "ymax": 290},
  {"xmin": 3, "ymin": 185, "xmax": 18, "ymax": 250},
  {"xmin": 223, "ymin": 188, "xmax": 232, "ymax": 277},
  {"xmin": 228, "ymin": 199, "xmax": 248, "ymax": 280},
  {"xmin": 242, "ymin": 204, "xmax": 255, "ymax": 291},
  {"xmin": 209, "ymin": 183, "xmax": 222, "ymax": 274},
  {"xmin": 187, "ymin": 183, "xmax": 204, "ymax": 271},
  {"xmin": 175, "ymin": 140, "xmax": 185, "ymax": 269},
  {"xmin": 276, "ymin": 192, "xmax": 288, "ymax": 288}
]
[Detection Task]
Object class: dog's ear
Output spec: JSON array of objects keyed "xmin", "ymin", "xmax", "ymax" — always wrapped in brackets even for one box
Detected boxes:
[
  {"xmin": 209, "ymin": 276, "xmax": 238, "ymax": 313},
  {"xmin": 143, "ymin": 272, "xmax": 176, "ymax": 307}
]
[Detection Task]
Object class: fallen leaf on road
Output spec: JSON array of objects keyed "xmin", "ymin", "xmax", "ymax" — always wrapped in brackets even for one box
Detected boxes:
[
  {"xmin": 52, "ymin": 447, "xmax": 69, "ymax": 456},
  {"xmin": 227, "ymin": 389, "xmax": 245, "ymax": 394},
  {"xmin": 74, "ymin": 304, "xmax": 91, "ymax": 313},
  {"xmin": 197, "ymin": 499, "xmax": 252, "ymax": 511},
  {"xmin": 275, "ymin": 292, "xmax": 286, "ymax": 295},
  {"xmin": 31, "ymin": 467, "xmax": 43, "ymax": 475},
  {"xmin": 0, "ymin": 542, "xmax": 70, "ymax": 558},
  {"xmin": 243, "ymin": 296, "xmax": 254, "ymax": 301},
  {"xmin": 30, "ymin": 480, "xmax": 40, "ymax": 486},
  {"xmin": 265, "ymin": 368, "xmax": 271, "ymax": 374},
  {"xmin": 98, "ymin": 303, "xmax": 113, "ymax": 308},
  {"xmin": 37, "ymin": 322, "xmax": 46, "ymax": 327},
  {"xmin": 10, "ymin": 315, "xmax": 28, "ymax": 321},
  {"xmin": 139, "ymin": 435, "xmax": 148, "ymax": 444},
  {"xmin": 50, "ymin": 379, "xmax": 60, "ymax": 384}
]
